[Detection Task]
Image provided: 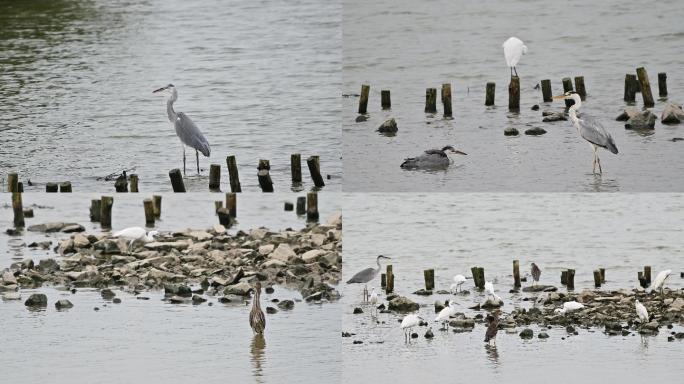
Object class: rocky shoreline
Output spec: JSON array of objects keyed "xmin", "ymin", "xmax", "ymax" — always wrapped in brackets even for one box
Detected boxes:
[{"xmin": 1, "ymin": 213, "xmax": 342, "ymax": 309}]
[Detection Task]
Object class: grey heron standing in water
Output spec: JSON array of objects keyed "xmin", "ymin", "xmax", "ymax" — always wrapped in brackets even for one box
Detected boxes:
[
  {"xmin": 346, "ymin": 255, "xmax": 391, "ymax": 302},
  {"xmin": 153, "ymin": 84, "xmax": 211, "ymax": 175},
  {"xmin": 400, "ymin": 145, "xmax": 467, "ymax": 170},
  {"xmin": 554, "ymin": 91, "xmax": 618, "ymax": 175}
]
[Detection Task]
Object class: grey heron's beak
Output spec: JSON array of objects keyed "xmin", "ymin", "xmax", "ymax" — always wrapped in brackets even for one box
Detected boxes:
[
  {"xmin": 152, "ymin": 86, "xmax": 167, "ymax": 94},
  {"xmin": 552, "ymin": 94, "xmax": 567, "ymax": 100},
  {"xmin": 453, "ymin": 150, "xmax": 467, "ymax": 156}
]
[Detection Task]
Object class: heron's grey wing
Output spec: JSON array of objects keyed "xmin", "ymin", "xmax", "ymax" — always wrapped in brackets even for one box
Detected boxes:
[
  {"xmin": 346, "ymin": 267, "xmax": 375, "ymax": 283},
  {"xmin": 577, "ymin": 115, "xmax": 618, "ymax": 154},
  {"xmin": 175, "ymin": 112, "xmax": 211, "ymax": 156},
  {"xmin": 423, "ymin": 149, "xmax": 447, "ymax": 157}
]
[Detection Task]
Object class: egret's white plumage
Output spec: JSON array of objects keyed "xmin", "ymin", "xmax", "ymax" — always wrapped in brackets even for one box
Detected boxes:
[
  {"xmin": 652, "ymin": 269, "xmax": 671, "ymax": 293},
  {"xmin": 401, "ymin": 314, "xmax": 422, "ymax": 341},
  {"xmin": 484, "ymin": 281, "xmax": 501, "ymax": 302},
  {"xmin": 554, "ymin": 301, "xmax": 585, "ymax": 315},
  {"xmin": 435, "ymin": 301, "xmax": 459, "ymax": 329},
  {"xmin": 369, "ymin": 287, "xmax": 378, "ymax": 317},
  {"xmin": 112, "ymin": 227, "xmax": 158, "ymax": 250},
  {"xmin": 450, "ymin": 274, "xmax": 466, "ymax": 293},
  {"xmin": 502, "ymin": 37, "xmax": 527, "ymax": 76},
  {"xmin": 635, "ymin": 300, "xmax": 648, "ymax": 323}
]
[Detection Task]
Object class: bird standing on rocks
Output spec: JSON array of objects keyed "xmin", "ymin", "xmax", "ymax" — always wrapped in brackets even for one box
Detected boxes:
[
  {"xmin": 450, "ymin": 274, "xmax": 466, "ymax": 294},
  {"xmin": 530, "ymin": 263, "xmax": 541, "ymax": 286},
  {"xmin": 401, "ymin": 314, "xmax": 423, "ymax": 342},
  {"xmin": 651, "ymin": 269, "xmax": 672, "ymax": 295},
  {"xmin": 435, "ymin": 301, "xmax": 459, "ymax": 330},
  {"xmin": 635, "ymin": 299, "xmax": 649, "ymax": 324},
  {"xmin": 484, "ymin": 312, "xmax": 500, "ymax": 345},
  {"xmin": 112, "ymin": 227, "xmax": 158, "ymax": 252},
  {"xmin": 249, "ymin": 281, "xmax": 266, "ymax": 335}
]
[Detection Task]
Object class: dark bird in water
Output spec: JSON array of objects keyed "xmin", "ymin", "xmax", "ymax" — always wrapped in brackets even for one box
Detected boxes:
[
  {"xmin": 531, "ymin": 262, "xmax": 541, "ymax": 286},
  {"xmin": 249, "ymin": 281, "xmax": 266, "ymax": 335},
  {"xmin": 346, "ymin": 255, "xmax": 391, "ymax": 302},
  {"xmin": 400, "ymin": 145, "xmax": 467, "ymax": 170},
  {"xmin": 484, "ymin": 312, "xmax": 500, "ymax": 345}
]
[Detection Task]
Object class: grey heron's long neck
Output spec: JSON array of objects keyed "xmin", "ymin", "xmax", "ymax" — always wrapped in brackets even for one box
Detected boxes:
[
  {"xmin": 568, "ymin": 101, "xmax": 580, "ymax": 127},
  {"xmin": 166, "ymin": 89, "xmax": 178, "ymax": 123}
]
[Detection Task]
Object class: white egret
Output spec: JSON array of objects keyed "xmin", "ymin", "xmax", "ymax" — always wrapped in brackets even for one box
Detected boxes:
[
  {"xmin": 502, "ymin": 37, "xmax": 527, "ymax": 77},
  {"xmin": 651, "ymin": 269, "xmax": 671, "ymax": 294},
  {"xmin": 450, "ymin": 274, "xmax": 466, "ymax": 294},
  {"xmin": 112, "ymin": 227, "xmax": 158, "ymax": 251},
  {"xmin": 484, "ymin": 281, "xmax": 501, "ymax": 302},
  {"xmin": 401, "ymin": 314, "xmax": 423, "ymax": 342},
  {"xmin": 554, "ymin": 301, "xmax": 585, "ymax": 315},
  {"xmin": 369, "ymin": 287, "xmax": 379, "ymax": 317},
  {"xmin": 435, "ymin": 301, "xmax": 459, "ymax": 330},
  {"xmin": 635, "ymin": 299, "xmax": 648, "ymax": 323}
]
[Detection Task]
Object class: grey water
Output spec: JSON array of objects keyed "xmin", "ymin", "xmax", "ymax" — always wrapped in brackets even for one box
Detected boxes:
[
  {"xmin": 0, "ymin": 0, "xmax": 341, "ymax": 192},
  {"xmin": 343, "ymin": 0, "xmax": 684, "ymax": 192},
  {"xmin": 342, "ymin": 193, "xmax": 684, "ymax": 383}
]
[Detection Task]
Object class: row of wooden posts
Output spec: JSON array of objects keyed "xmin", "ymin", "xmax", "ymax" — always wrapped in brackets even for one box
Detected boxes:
[
  {"xmin": 356, "ymin": 67, "xmax": 668, "ymax": 116},
  {"xmin": 378, "ymin": 260, "xmax": 657, "ymax": 294}
]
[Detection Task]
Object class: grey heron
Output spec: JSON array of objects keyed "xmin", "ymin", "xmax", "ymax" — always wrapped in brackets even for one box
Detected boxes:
[
  {"xmin": 400, "ymin": 313, "xmax": 423, "ymax": 342},
  {"xmin": 484, "ymin": 311, "xmax": 500, "ymax": 345},
  {"xmin": 346, "ymin": 255, "xmax": 391, "ymax": 302},
  {"xmin": 635, "ymin": 299, "xmax": 648, "ymax": 323},
  {"xmin": 400, "ymin": 145, "xmax": 467, "ymax": 170},
  {"xmin": 651, "ymin": 269, "xmax": 671, "ymax": 295},
  {"xmin": 153, "ymin": 84, "xmax": 211, "ymax": 175},
  {"xmin": 554, "ymin": 91, "xmax": 618, "ymax": 175},
  {"xmin": 530, "ymin": 263, "xmax": 541, "ymax": 286},
  {"xmin": 249, "ymin": 281, "xmax": 266, "ymax": 335},
  {"xmin": 434, "ymin": 301, "xmax": 458, "ymax": 330},
  {"xmin": 502, "ymin": 37, "xmax": 527, "ymax": 77},
  {"xmin": 112, "ymin": 227, "xmax": 158, "ymax": 251},
  {"xmin": 450, "ymin": 274, "xmax": 466, "ymax": 294}
]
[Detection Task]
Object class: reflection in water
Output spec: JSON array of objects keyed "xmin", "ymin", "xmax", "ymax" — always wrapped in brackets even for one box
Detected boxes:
[
  {"xmin": 485, "ymin": 344, "xmax": 500, "ymax": 367},
  {"xmin": 250, "ymin": 334, "xmax": 266, "ymax": 381},
  {"xmin": 585, "ymin": 174, "xmax": 620, "ymax": 192}
]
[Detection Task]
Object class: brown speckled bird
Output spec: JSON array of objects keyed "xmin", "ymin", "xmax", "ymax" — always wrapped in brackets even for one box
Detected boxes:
[
  {"xmin": 531, "ymin": 263, "xmax": 541, "ymax": 286},
  {"xmin": 249, "ymin": 281, "xmax": 266, "ymax": 335},
  {"xmin": 484, "ymin": 312, "xmax": 500, "ymax": 345}
]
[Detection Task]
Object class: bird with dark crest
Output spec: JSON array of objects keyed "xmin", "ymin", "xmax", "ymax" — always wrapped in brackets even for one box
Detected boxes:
[
  {"xmin": 249, "ymin": 281, "xmax": 266, "ymax": 335},
  {"xmin": 400, "ymin": 145, "xmax": 467, "ymax": 170}
]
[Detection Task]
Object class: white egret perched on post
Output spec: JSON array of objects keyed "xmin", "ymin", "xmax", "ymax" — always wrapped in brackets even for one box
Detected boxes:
[
  {"xmin": 502, "ymin": 37, "xmax": 527, "ymax": 77},
  {"xmin": 554, "ymin": 91, "xmax": 618, "ymax": 175},
  {"xmin": 346, "ymin": 255, "xmax": 391, "ymax": 302},
  {"xmin": 153, "ymin": 84, "xmax": 211, "ymax": 175},
  {"xmin": 112, "ymin": 227, "xmax": 158, "ymax": 251},
  {"xmin": 554, "ymin": 301, "xmax": 585, "ymax": 315},
  {"xmin": 651, "ymin": 269, "xmax": 671, "ymax": 295},
  {"xmin": 635, "ymin": 299, "xmax": 648, "ymax": 323},
  {"xmin": 401, "ymin": 313, "xmax": 423, "ymax": 342},
  {"xmin": 435, "ymin": 301, "xmax": 459, "ymax": 330},
  {"xmin": 450, "ymin": 274, "xmax": 466, "ymax": 294}
]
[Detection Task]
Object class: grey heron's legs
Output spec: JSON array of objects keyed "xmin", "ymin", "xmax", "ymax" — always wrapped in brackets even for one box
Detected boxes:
[
  {"xmin": 196, "ymin": 149, "xmax": 200, "ymax": 174},
  {"xmin": 596, "ymin": 153, "xmax": 603, "ymax": 175},
  {"xmin": 592, "ymin": 146, "xmax": 598, "ymax": 174},
  {"xmin": 183, "ymin": 146, "xmax": 187, "ymax": 175}
]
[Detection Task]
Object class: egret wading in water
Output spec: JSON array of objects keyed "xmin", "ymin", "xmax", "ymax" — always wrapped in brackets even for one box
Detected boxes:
[
  {"xmin": 530, "ymin": 263, "xmax": 541, "ymax": 286},
  {"xmin": 153, "ymin": 84, "xmax": 211, "ymax": 175},
  {"xmin": 401, "ymin": 314, "xmax": 423, "ymax": 342},
  {"xmin": 112, "ymin": 227, "xmax": 158, "ymax": 251},
  {"xmin": 484, "ymin": 311, "xmax": 500, "ymax": 345},
  {"xmin": 400, "ymin": 145, "xmax": 467, "ymax": 170},
  {"xmin": 249, "ymin": 281, "xmax": 266, "ymax": 335},
  {"xmin": 346, "ymin": 255, "xmax": 391, "ymax": 302},
  {"xmin": 369, "ymin": 287, "xmax": 379, "ymax": 317},
  {"xmin": 502, "ymin": 37, "xmax": 527, "ymax": 77},
  {"xmin": 651, "ymin": 269, "xmax": 671, "ymax": 295},
  {"xmin": 635, "ymin": 299, "xmax": 649, "ymax": 324},
  {"xmin": 450, "ymin": 274, "xmax": 466, "ymax": 294},
  {"xmin": 554, "ymin": 91, "xmax": 618, "ymax": 175},
  {"xmin": 435, "ymin": 301, "xmax": 459, "ymax": 330}
]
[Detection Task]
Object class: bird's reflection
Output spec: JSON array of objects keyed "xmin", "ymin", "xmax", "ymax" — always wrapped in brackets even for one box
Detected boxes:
[
  {"xmin": 250, "ymin": 334, "xmax": 266, "ymax": 381},
  {"xmin": 585, "ymin": 174, "xmax": 620, "ymax": 192},
  {"xmin": 485, "ymin": 344, "xmax": 500, "ymax": 366}
]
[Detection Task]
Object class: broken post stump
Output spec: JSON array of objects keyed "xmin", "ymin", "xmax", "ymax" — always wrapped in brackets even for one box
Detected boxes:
[
  {"xmin": 226, "ymin": 155, "xmax": 242, "ymax": 193},
  {"xmin": 574, "ymin": 76, "xmax": 586, "ymax": 100},
  {"xmin": 100, "ymin": 196, "xmax": 113, "ymax": 229},
  {"xmin": 209, "ymin": 164, "xmax": 221, "ymax": 191},
  {"xmin": 89, "ymin": 199, "xmax": 101, "ymax": 222},
  {"xmin": 257, "ymin": 159, "xmax": 274, "ymax": 192},
  {"xmin": 12, "ymin": 192, "xmax": 24, "ymax": 228},
  {"xmin": 290, "ymin": 154, "xmax": 302, "ymax": 184},
  {"xmin": 562, "ymin": 77, "xmax": 574, "ymax": 107},
  {"xmin": 307, "ymin": 155, "xmax": 325, "ymax": 188},
  {"xmin": 306, "ymin": 192, "xmax": 319, "ymax": 222},
  {"xmin": 143, "ymin": 198, "xmax": 155, "ymax": 226},
  {"xmin": 226, "ymin": 192, "xmax": 237, "ymax": 217},
  {"xmin": 129, "ymin": 174, "xmax": 139, "ymax": 192},
  {"xmin": 513, "ymin": 260, "xmax": 521, "ymax": 288},
  {"xmin": 359, "ymin": 84, "xmax": 370, "ymax": 114},
  {"xmin": 152, "ymin": 195, "xmax": 162, "ymax": 218},
  {"xmin": 509, "ymin": 76, "xmax": 520, "ymax": 111},
  {"xmin": 169, "ymin": 169, "xmax": 186, "ymax": 192},
  {"xmin": 541, "ymin": 79, "xmax": 552, "ymax": 102},
  {"xmin": 424, "ymin": 269, "xmax": 434, "ymax": 291},
  {"xmin": 485, "ymin": 82, "xmax": 495, "ymax": 106},
  {"xmin": 658, "ymin": 72, "xmax": 667, "ymax": 98},
  {"xmin": 381, "ymin": 90, "xmax": 391, "ymax": 109},
  {"xmin": 441, "ymin": 83, "xmax": 452, "ymax": 118},
  {"xmin": 425, "ymin": 88, "xmax": 437, "ymax": 113},
  {"xmin": 624, "ymin": 74, "xmax": 637, "ymax": 103},
  {"xmin": 636, "ymin": 67, "xmax": 654, "ymax": 108}
]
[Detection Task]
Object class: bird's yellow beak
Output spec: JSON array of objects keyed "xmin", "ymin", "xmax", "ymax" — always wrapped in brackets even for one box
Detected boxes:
[{"xmin": 552, "ymin": 94, "xmax": 567, "ymax": 100}]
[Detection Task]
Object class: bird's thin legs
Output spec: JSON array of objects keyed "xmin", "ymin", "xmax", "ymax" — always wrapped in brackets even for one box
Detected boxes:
[
  {"xmin": 183, "ymin": 146, "xmax": 187, "ymax": 175},
  {"xmin": 592, "ymin": 147, "xmax": 597, "ymax": 174},
  {"xmin": 196, "ymin": 149, "xmax": 200, "ymax": 174},
  {"xmin": 596, "ymin": 154, "xmax": 603, "ymax": 174},
  {"xmin": 363, "ymin": 284, "xmax": 368, "ymax": 303},
  {"xmin": 510, "ymin": 67, "xmax": 513, "ymax": 77},
  {"xmin": 514, "ymin": 66, "xmax": 518, "ymax": 77}
]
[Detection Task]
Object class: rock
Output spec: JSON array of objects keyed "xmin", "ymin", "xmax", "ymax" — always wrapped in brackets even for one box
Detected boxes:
[
  {"xmin": 62, "ymin": 224, "xmax": 85, "ymax": 233},
  {"xmin": 101, "ymin": 289, "xmax": 116, "ymax": 300},
  {"xmin": 355, "ymin": 115, "xmax": 368, "ymax": 123},
  {"xmin": 353, "ymin": 307, "xmax": 363, "ymax": 314},
  {"xmin": 93, "ymin": 239, "xmax": 121, "ymax": 254},
  {"xmin": 566, "ymin": 326, "xmax": 576, "ymax": 334},
  {"xmin": 269, "ymin": 244, "xmax": 296, "ymax": 262},
  {"xmin": 58, "ymin": 239, "xmax": 75, "ymax": 255},
  {"xmin": 25, "ymin": 293, "xmax": 48, "ymax": 307},
  {"xmin": 73, "ymin": 234, "xmax": 90, "ymax": 248},
  {"xmin": 266, "ymin": 306, "xmax": 277, "ymax": 314},
  {"xmin": 527, "ymin": 307, "xmax": 542, "ymax": 316},
  {"xmin": 616, "ymin": 107, "xmax": 640, "ymax": 121},
  {"xmin": 212, "ymin": 224, "xmax": 226, "ymax": 234},
  {"xmin": 424, "ymin": 328, "xmax": 434, "ymax": 339},
  {"xmin": 27, "ymin": 222, "xmax": 80, "ymax": 232},
  {"xmin": 522, "ymin": 285, "xmax": 556, "ymax": 292},
  {"xmin": 301, "ymin": 249, "xmax": 326, "ymax": 263},
  {"xmin": 525, "ymin": 127, "xmax": 547, "ymax": 136},
  {"xmin": 113, "ymin": 298, "xmax": 122, "ymax": 304},
  {"xmin": 168, "ymin": 295, "xmax": 187, "ymax": 304},
  {"xmin": 661, "ymin": 103, "xmax": 684, "ymax": 124},
  {"xmin": 482, "ymin": 298, "xmax": 503, "ymax": 308},
  {"xmin": 2, "ymin": 292, "xmax": 21, "ymax": 300},
  {"xmin": 265, "ymin": 287, "xmax": 274, "ymax": 294},
  {"xmin": 2, "ymin": 271, "xmax": 17, "ymax": 285},
  {"xmin": 192, "ymin": 295, "xmax": 207, "ymax": 304},
  {"xmin": 669, "ymin": 297, "xmax": 684, "ymax": 311},
  {"xmin": 262, "ymin": 259, "xmax": 287, "ymax": 268},
  {"xmin": 377, "ymin": 118, "xmax": 398, "ymax": 134},
  {"xmin": 449, "ymin": 318, "xmax": 475, "ymax": 328},
  {"xmin": 223, "ymin": 281, "xmax": 252, "ymax": 296},
  {"xmin": 605, "ymin": 322, "xmax": 622, "ymax": 332},
  {"xmin": 538, "ymin": 332, "xmax": 549, "ymax": 339},
  {"xmin": 519, "ymin": 328, "xmax": 534, "ymax": 339},
  {"xmin": 165, "ymin": 284, "xmax": 192, "ymax": 297},
  {"xmin": 411, "ymin": 333, "xmax": 418, "ymax": 339},
  {"xmin": 412, "ymin": 289, "xmax": 432, "ymax": 296},
  {"xmin": 55, "ymin": 299, "xmax": 74, "ymax": 309},
  {"xmin": 643, "ymin": 321, "xmax": 659, "ymax": 331},
  {"xmin": 542, "ymin": 110, "xmax": 566, "ymax": 122},
  {"xmin": 388, "ymin": 296, "xmax": 419, "ymax": 313},
  {"xmin": 258, "ymin": 244, "xmax": 275, "ymax": 256},
  {"xmin": 531, "ymin": 104, "xmax": 540, "ymax": 111},
  {"xmin": 434, "ymin": 301, "xmax": 445, "ymax": 312},
  {"xmin": 277, "ymin": 300, "xmax": 295, "ymax": 310},
  {"xmin": 144, "ymin": 241, "xmax": 189, "ymax": 251},
  {"xmin": 28, "ymin": 241, "xmax": 52, "ymax": 249},
  {"xmin": 504, "ymin": 127, "xmax": 519, "ymax": 136},
  {"xmin": 625, "ymin": 110, "xmax": 656, "ymax": 130}
]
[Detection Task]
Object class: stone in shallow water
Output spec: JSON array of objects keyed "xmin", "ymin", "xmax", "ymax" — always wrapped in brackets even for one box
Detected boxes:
[
  {"xmin": 504, "ymin": 127, "xmax": 519, "ymax": 136},
  {"xmin": 625, "ymin": 110, "xmax": 656, "ymax": 130},
  {"xmin": 353, "ymin": 307, "xmax": 363, "ymax": 314},
  {"xmin": 388, "ymin": 296, "xmax": 419, "ymax": 313},
  {"xmin": 55, "ymin": 299, "xmax": 73, "ymax": 310},
  {"xmin": 525, "ymin": 127, "xmax": 547, "ymax": 136},
  {"xmin": 277, "ymin": 300, "xmax": 295, "ymax": 310},
  {"xmin": 25, "ymin": 293, "xmax": 47, "ymax": 307},
  {"xmin": 266, "ymin": 307, "xmax": 277, "ymax": 314},
  {"xmin": 519, "ymin": 328, "xmax": 534, "ymax": 339},
  {"xmin": 377, "ymin": 118, "xmax": 398, "ymax": 133},
  {"xmin": 538, "ymin": 332, "xmax": 549, "ymax": 339}
]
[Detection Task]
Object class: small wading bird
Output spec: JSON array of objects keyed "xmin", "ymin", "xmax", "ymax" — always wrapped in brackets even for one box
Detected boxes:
[
  {"xmin": 400, "ymin": 145, "xmax": 467, "ymax": 170},
  {"xmin": 401, "ymin": 313, "xmax": 423, "ymax": 342},
  {"xmin": 554, "ymin": 301, "xmax": 585, "ymax": 315},
  {"xmin": 554, "ymin": 91, "xmax": 618, "ymax": 175},
  {"xmin": 484, "ymin": 281, "xmax": 502, "ymax": 302},
  {"xmin": 369, "ymin": 287, "xmax": 379, "ymax": 317},
  {"xmin": 435, "ymin": 301, "xmax": 459, "ymax": 330},
  {"xmin": 153, "ymin": 84, "xmax": 211, "ymax": 175},
  {"xmin": 635, "ymin": 299, "xmax": 649, "ymax": 324},
  {"xmin": 450, "ymin": 274, "xmax": 466, "ymax": 294},
  {"xmin": 651, "ymin": 269, "xmax": 671, "ymax": 295},
  {"xmin": 249, "ymin": 281, "xmax": 266, "ymax": 335},
  {"xmin": 502, "ymin": 37, "xmax": 527, "ymax": 77},
  {"xmin": 346, "ymin": 255, "xmax": 391, "ymax": 302},
  {"xmin": 484, "ymin": 311, "xmax": 500, "ymax": 345},
  {"xmin": 112, "ymin": 227, "xmax": 158, "ymax": 251},
  {"xmin": 530, "ymin": 263, "xmax": 541, "ymax": 286}
]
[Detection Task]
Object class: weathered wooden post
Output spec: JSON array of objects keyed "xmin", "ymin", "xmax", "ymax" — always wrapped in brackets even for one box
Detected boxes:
[
  {"xmin": 508, "ymin": 76, "xmax": 520, "ymax": 111},
  {"xmin": 636, "ymin": 67, "xmax": 654, "ymax": 107},
  {"xmin": 561, "ymin": 270, "xmax": 568, "ymax": 285},
  {"xmin": 152, "ymin": 195, "xmax": 162, "ymax": 218},
  {"xmin": 441, "ymin": 83, "xmax": 453, "ymax": 118},
  {"xmin": 168, "ymin": 169, "xmax": 186, "ymax": 192},
  {"xmin": 46, "ymin": 182, "xmax": 58, "ymax": 192},
  {"xmin": 257, "ymin": 159, "xmax": 274, "ymax": 192},
  {"xmin": 307, "ymin": 155, "xmax": 325, "ymax": 188},
  {"xmin": 359, "ymin": 84, "xmax": 370, "ymax": 114},
  {"xmin": 593, "ymin": 270, "xmax": 602, "ymax": 288},
  {"xmin": 513, "ymin": 260, "xmax": 521, "ymax": 288},
  {"xmin": 59, "ymin": 182, "xmax": 72, "ymax": 193},
  {"xmin": 541, "ymin": 79, "xmax": 552, "ymax": 102},
  {"xmin": 114, "ymin": 174, "xmax": 128, "ymax": 192},
  {"xmin": 290, "ymin": 154, "xmax": 302, "ymax": 184},
  {"xmin": 566, "ymin": 269, "xmax": 575, "ymax": 290},
  {"xmin": 129, "ymin": 174, "xmax": 139, "ymax": 192},
  {"xmin": 306, "ymin": 192, "xmax": 319, "ymax": 222},
  {"xmin": 100, "ymin": 196, "xmax": 113, "ymax": 229},
  {"xmin": 209, "ymin": 164, "xmax": 221, "ymax": 191},
  {"xmin": 143, "ymin": 198, "xmax": 155, "ymax": 226},
  {"xmin": 386, "ymin": 265, "xmax": 394, "ymax": 293},
  {"xmin": 216, "ymin": 207, "xmax": 232, "ymax": 227},
  {"xmin": 12, "ymin": 192, "xmax": 25, "ymax": 228},
  {"xmin": 226, "ymin": 192, "xmax": 237, "ymax": 217},
  {"xmin": 562, "ymin": 77, "xmax": 574, "ymax": 107},
  {"xmin": 22, "ymin": 207, "xmax": 32, "ymax": 218},
  {"xmin": 638, "ymin": 271, "xmax": 647, "ymax": 288},
  {"xmin": 381, "ymin": 90, "xmax": 391, "ymax": 109},
  {"xmin": 574, "ymin": 76, "xmax": 586, "ymax": 100},
  {"xmin": 7, "ymin": 173, "xmax": 18, "ymax": 192},
  {"xmin": 214, "ymin": 201, "xmax": 223, "ymax": 213},
  {"xmin": 381, "ymin": 273, "xmax": 386, "ymax": 289},
  {"xmin": 425, "ymin": 88, "xmax": 437, "ymax": 113},
  {"xmin": 658, "ymin": 72, "xmax": 667, "ymax": 98},
  {"xmin": 284, "ymin": 202, "xmax": 294, "ymax": 211},
  {"xmin": 226, "ymin": 155, "xmax": 242, "ymax": 193},
  {"xmin": 485, "ymin": 82, "xmax": 495, "ymax": 106},
  {"xmin": 599, "ymin": 268, "xmax": 606, "ymax": 283},
  {"xmin": 643, "ymin": 266, "xmax": 651, "ymax": 286},
  {"xmin": 296, "ymin": 196, "xmax": 306, "ymax": 215},
  {"xmin": 424, "ymin": 269, "xmax": 435, "ymax": 291},
  {"xmin": 89, "ymin": 199, "xmax": 101, "ymax": 222},
  {"xmin": 624, "ymin": 74, "xmax": 637, "ymax": 103}
]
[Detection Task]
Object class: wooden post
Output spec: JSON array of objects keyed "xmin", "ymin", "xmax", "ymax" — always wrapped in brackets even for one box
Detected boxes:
[
  {"xmin": 381, "ymin": 90, "xmax": 391, "ymax": 109},
  {"xmin": 508, "ymin": 76, "xmax": 520, "ymax": 111},
  {"xmin": 152, "ymin": 195, "xmax": 162, "ymax": 218},
  {"xmin": 296, "ymin": 196, "xmax": 306, "ymax": 215},
  {"xmin": 593, "ymin": 270, "xmax": 602, "ymax": 288},
  {"xmin": 562, "ymin": 77, "xmax": 574, "ymax": 107},
  {"xmin": 574, "ymin": 76, "xmax": 586, "ymax": 100},
  {"xmin": 129, "ymin": 174, "xmax": 139, "ymax": 192},
  {"xmin": 12, "ymin": 192, "xmax": 25, "ymax": 228},
  {"xmin": 624, "ymin": 74, "xmax": 637, "ymax": 103},
  {"xmin": 386, "ymin": 265, "xmax": 394, "ymax": 294},
  {"xmin": 599, "ymin": 268, "xmax": 605, "ymax": 283},
  {"xmin": 114, "ymin": 174, "xmax": 128, "ymax": 192},
  {"xmin": 424, "ymin": 269, "xmax": 434, "ymax": 291},
  {"xmin": 7, "ymin": 173, "xmax": 18, "ymax": 192},
  {"xmin": 358, "ymin": 84, "xmax": 370, "ymax": 114},
  {"xmin": 306, "ymin": 192, "xmax": 319, "ymax": 222},
  {"xmin": 485, "ymin": 82, "xmax": 495, "ymax": 106},
  {"xmin": 290, "ymin": 154, "xmax": 302, "ymax": 183},
  {"xmin": 257, "ymin": 159, "xmax": 274, "ymax": 192},
  {"xmin": 59, "ymin": 182, "xmax": 72, "ymax": 193},
  {"xmin": 284, "ymin": 202, "xmax": 294, "ymax": 211},
  {"xmin": 441, "ymin": 83, "xmax": 452, "ymax": 118},
  {"xmin": 636, "ymin": 67, "xmax": 654, "ymax": 108},
  {"xmin": 209, "ymin": 164, "xmax": 221, "ymax": 191},
  {"xmin": 566, "ymin": 269, "xmax": 575, "ymax": 290},
  {"xmin": 89, "ymin": 199, "xmax": 101, "ymax": 222},
  {"xmin": 381, "ymin": 273, "xmax": 386, "ymax": 289},
  {"xmin": 100, "ymin": 196, "xmax": 113, "ymax": 229},
  {"xmin": 425, "ymin": 88, "xmax": 437, "ymax": 113},
  {"xmin": 226, "ymin": 155, "xmax": 242, "ymax": 193},
  {"xmin": 471, "ymin": 267, "xmax": 479, "ymax": 288},
  {"xmin": 541, "ymin": 79, "xmax": 552, "ymax": 102},
  {"xmin": 216, "ymin": 207, "xmax": 232, "ymax": 227},
  {"xmin": 143, "ymin": 198, "xmax": 155, "ymax": 226},
  {"xmin": 168, "ymin": 169, "xmax": 186, "ymax": 192},
  {"xmin": 214, "ymin": 201, "xmax": 223, "ymax": 213},
  {"xmin": 513, "ymin": 260, "xmax": 521, "ymax": 288},
  {"xmin": 306, "ymin": 155, "xmax": 325, "ymax": 188},
  {"xmin": 658, "ymin": 73, "xmax": 667, "ymax": 98},
  {"xmin": 46, "ymin": 183, "xmax": 58, "ymax": 193},
  {"xmin": 643, "ymin": 266, "xmax": 651, "ymax": 286},
  {"xmin": 638, "ymin": 272, "xmax": 647, "ymax": 288},
  {"xmin": 561, "ymin": 270, "xmax": 568, "ymax": 285},
  {"xmin": 226, "ymin": 193, "xmax": 237, "ymax": 217}
]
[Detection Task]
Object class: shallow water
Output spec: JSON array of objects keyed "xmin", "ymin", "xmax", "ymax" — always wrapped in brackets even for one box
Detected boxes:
[
  {"xmin": 342, "ymin": 193, "xmax": 684, "ymax": 383},
  {"xmin": 343, "ymin": 0, "xmax": 684, "ymax": 192},
  {"xmin": 0, "ymin": 0, "xmax": 341, "ymax": 192}
]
